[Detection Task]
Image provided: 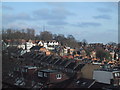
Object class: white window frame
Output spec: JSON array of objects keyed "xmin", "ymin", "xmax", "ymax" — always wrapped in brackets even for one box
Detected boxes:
[
  {"xmin": 44, "ymin": 73, "xmax": 47, "ymax": 77},
  {"xmin": 115, "ymin": 73, "xmax": 118, "ymax": 77},
  {"xmin": 56, "ymin": 74, "xmax": 62, "ymax": 79},
  {"xmin": 38, "ymin": 72, "xmax": 43, "ymax": 77}
]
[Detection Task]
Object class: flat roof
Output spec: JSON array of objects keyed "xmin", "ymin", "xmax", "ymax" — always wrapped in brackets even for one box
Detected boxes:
[{"xmin": 94, "ymin": 69, "xmax": 120, "ymax": 72}]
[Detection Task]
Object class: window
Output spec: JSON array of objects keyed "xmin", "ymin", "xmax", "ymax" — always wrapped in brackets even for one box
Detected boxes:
[
  {"xmin": 25, "ymin": 69, "xmax": 27, "ymax": 72},
  {"xmin": 119, "ymin": 79, "xmax": 120, "ymax": 85},
  {"xmin": 38, "ymin": 72, "xmax": 43, "ymax": 77},
  {"xmin": 44, "ymin": 73, "xmax": 47, "ymax": 77},
  {"xmin": 22, "ymin": 69, "xmax": 25, "ymax": 72},
  {"xmin": 22, "ymin": 68, "xmax": 27, "ymax": 72},
  {"xmin": 115, "ymin": 73, "xmax": 118, "ymax": 77},
  {"xmin": 114, "ymin": 73, "xmax": 120, "ymax": 78},
  {"xmin": 117, "ymin": 73, "xmax": 120, "ymax": 77},
  {"xmin": 56, "ymin": 74, "xmax": 62, "ymax": 79},
  {"xmin": 81, "ymin": 82, "xmax": 87, "ymax": 86}
]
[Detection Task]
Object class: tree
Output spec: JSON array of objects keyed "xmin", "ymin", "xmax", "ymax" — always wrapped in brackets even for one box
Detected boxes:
[
  {"xmin": 54, "ymin": 34, "xmax": 66, "ymax": 45},
  {"xmin": 53, "ymin": 34, "xmax": 57, "ymax": 40},
  {"xmin": 82, "ymin": 39, "xmax": 87, "ymax": 46},
  {"xmin": 67, "ymin": 35, "xmax": 75, "ymax": 40},
  {"xmin": 26, "ymin": 28, "xmax": 35, "ymax": 40},
  {"xmin": 66, "ymin": 35, "xmax": 79, "ymax": 48},
  {"xmin": 72, "ymin": 51, "xmax": 76, "ymax": 57},
  {"xmin": 40, "ymin": 31, "xmax": 53, "ymax": 41},
  {"xmin": 96, "ymin": 48, "xmax": 111, "ymax": 60},
  {"xmin": 2, "ymin": 28, "xmax": 36, "ymax": 40},
  {"xmin": 107, "ymin": 42, "xmax": 117, "ymax": 46},
  {"xmin": 85, "ymin": 49, "xmax": 90, "ymax": 57},
  {"xmin": 35, "ymin": 35, "xmax": 41, "ymax": 40}
]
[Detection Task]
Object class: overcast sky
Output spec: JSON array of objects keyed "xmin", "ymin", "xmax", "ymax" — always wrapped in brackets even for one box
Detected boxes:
[{"xmin": 2, "ymin": 2, "xmax": 118, "ymax": 44}]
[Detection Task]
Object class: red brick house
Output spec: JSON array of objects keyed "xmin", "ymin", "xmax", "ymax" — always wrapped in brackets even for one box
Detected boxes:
[{"xmin": 37, "ymin": 69, "xmax": 69, "ymax": 84}]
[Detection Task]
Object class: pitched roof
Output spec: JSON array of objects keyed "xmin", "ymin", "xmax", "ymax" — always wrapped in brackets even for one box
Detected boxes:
[
  {"xmin": 40, "ymin": 69, "xmax": 58, "ymax": 73},
  {"xmin": 30, "ymin": 46, "xmax": 43, "ymax": 51},
  {"xmin": 74, "ymin": 78, "xmax": 95, "ymax": 88}
]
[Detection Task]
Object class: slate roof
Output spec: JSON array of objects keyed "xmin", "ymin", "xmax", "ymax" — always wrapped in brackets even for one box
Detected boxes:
[
  {"xmin": 90, "ymin": 82, "xmax": 112, "ymax": 88},
  {"xmin": 30, "ymin": 46, "xmax": 43, "ymax": 51},
  {"xmin": 59, "ymin": 60, "xmax": 70, "ymax": 67},
  {"xmin": 40, "ymin": 69, "xmax": 58, "ymax": 73},
  {"xmin": 74, "ymin": 64, "xmax": 85, "ymax": 71},
  {"xmin": 65, "ymin": 62, "xmax": 76, "ymax": 69},
  {"xmin": 73, "ymin": 78, "xmax": 95, "ymax": 88}
]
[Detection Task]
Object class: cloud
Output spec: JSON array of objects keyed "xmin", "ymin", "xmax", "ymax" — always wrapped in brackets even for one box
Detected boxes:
[
  {"xmin": 73, "ymin": 22, "xmax": 102, "ymax": 27},
  {"xmin": 2, "ymin": 13, "xmax": 33, "ymax": 24},
  {"xmin": 107, "ymin": 29, "xmax": 117, "ymax": 32},
  {"xmin": 33, "ymin": 7, "xmax": 74, "ymax": 20},
  {"xmin": 3, "ymin": 22, "xmax": 28, "ymax": 30},
  {"xmin": 2, "ymin": 22, "xmax": 39, "ymax": 31},
  {"xmin": 93, "ymin": 15, "xmax": 111, "ymax": 20},
  {"xmin": 33, "ymin": 7, "xmax": 74, "ymax": 26},
  {"xmin": 47, "ymin": 20, "xmax": 68, "ymax": 25},
  {"xmin": 42, "ymin": 26, "xmax": 65, "ymax": 34},
  {"xmin": 97, "ymin": 8, "xmax": 112, "ymax": 13},
  {"xmin": 2, "ymin": 5, "xmax": 13, "ymax": 10}
]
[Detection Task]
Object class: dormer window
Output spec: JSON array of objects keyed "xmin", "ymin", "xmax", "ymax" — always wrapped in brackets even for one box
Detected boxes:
[
  {"xmin": 115, "ymin": 73, "xmax": 118, "ymax": 77},
  {"xmin": 38, "ymin": 72, "xmax": 43, "ymax": 77},
  {"xmin": 14, "ymin": 67, "xmax": 19, "ymax": 71},
  {"xmin": 117, "ymin": 73, "xmax": 120, "ymax": 77},
  {"xmin": 114, "ymin": 72, "xmax": 120, "ymax": 78},
  {"xmin": 44, "ymin": 73, "xmax": 47, "ymax": 77},
  {"xmin": 22, "ymin": 68, "xmax": 27, "ymax": 72},
  {"xmin": 56, "ymin": 74, "xmax": 62, "ymax": 79}
]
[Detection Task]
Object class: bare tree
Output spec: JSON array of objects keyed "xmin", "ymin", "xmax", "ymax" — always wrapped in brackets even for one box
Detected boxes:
[{"xmin": 40, "ymin": 31, "xmax": 53, "ymax": 41}]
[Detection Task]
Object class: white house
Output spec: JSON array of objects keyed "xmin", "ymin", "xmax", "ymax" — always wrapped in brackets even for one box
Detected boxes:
[
  {"xmin": 42, "ymin": 41, "xmax": 59, "ymax": 50},
  {"xmin": 54, "ymin": 42, "xmax": 59, "ymax": 46},
  {"xmin": 38, "ymin": 41, "xmax": 44, "ymax": 46},
  {"xmin": 48, "ymin": 41, "xmax": 59, "ymax": 46},
  {"xmin": 48, "ymin": 42, "xmax": 54, "ymax": 46},
  {"xmin": 25, "ymin": 42, "xmax": 35, "ymax": 52},
  {"xmin": 18, "ymin": 45, "xmax": 26, "ymax": 50},
  {"xmin": 43, "ymin": 42, "xmax": 48, "ymax": 49}
]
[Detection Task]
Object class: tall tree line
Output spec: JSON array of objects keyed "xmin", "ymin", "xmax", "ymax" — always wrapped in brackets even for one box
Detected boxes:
[
  {"xmin": 2, "ymin": 28, "xmax": 35, "ymax": 40},
  {"xmin": 2, "ymin": 29, "xmax": 79, "ymax": 48}
]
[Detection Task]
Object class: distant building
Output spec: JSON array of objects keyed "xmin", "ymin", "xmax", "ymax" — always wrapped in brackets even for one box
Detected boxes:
[
  {"xmin": 37, "ymin": 41, "xmax": 59, "ymax": 51},
  {"xmin": 25, "ymin": 41, "xmax": 36, "ymax": 52},
  {"xmin": 90, "ymin": 51, "xmax": 96, "ymax": 59},
  {"xmin": 2, "ymin": 40, "xmax": 7, "ymax": 50}
]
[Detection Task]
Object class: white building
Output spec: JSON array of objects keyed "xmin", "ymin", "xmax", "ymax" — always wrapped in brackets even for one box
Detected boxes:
[
  {"xmin": 43, "ymin": 41, "xmax": 59, "ymax": 50},
  {"xmin": 93, "ymin": 69, "xmax": 120, "ymax": 86},
  {"xmin": 38, "ymin": 41, "xmax": 44, "ymax": 46},
  {"xmin": 54, "ymin": 42, "xmax": 59, "ymax": 46},
  {"xmin": 25, "ymin": 42, "xmax": 35, "ymax": 52},
  {"xmin": 18, "ymin": 45, "xmax": 26, "ymax": 50},
  {"xmin": 48, "ymin": 41, "xmax": 59, "ymax": 46},
  {"xmin": 43, "ymin": 42, "xmax": 48, "ymax": 49}
]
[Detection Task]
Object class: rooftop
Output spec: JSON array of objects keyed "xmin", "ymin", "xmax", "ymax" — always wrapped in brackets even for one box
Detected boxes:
[
  {"xmin": 94, "ymin": 68, "xmax": 120, "ymax": 72},
  {"xmin": 40, "ymin": 69, "xmax": 58, "ymax": 73},
  {"xmin": 22, "ymin": 66, "xmax": 37, "ymax": 69}
]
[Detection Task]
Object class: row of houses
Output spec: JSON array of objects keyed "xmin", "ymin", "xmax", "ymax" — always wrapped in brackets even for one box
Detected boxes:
[
  {"xmin": 2, "ymin": 39, "xmax": 59, "ymax": 51},
  {"xmin": 2, "ymin": 50, "xmax": 120, "ymax": 89},
  {"xmin": 2, "ymin": 39, "xmax": 119, "ymax": 60}
]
